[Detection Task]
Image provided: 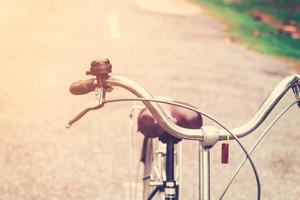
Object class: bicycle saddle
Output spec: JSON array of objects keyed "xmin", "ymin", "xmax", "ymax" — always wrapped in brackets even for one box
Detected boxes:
[{"xmin": 137, "ymin": 103, "xmax": 203, "ymax": 138}]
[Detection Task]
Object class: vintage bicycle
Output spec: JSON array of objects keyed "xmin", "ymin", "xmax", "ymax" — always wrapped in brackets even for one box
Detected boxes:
[{"xmin": 66, "ymin": 59, "xmax": 300, "ymax": 200}]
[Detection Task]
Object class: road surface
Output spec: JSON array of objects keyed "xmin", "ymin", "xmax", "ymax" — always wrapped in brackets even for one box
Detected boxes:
[{"xmin": 0, "ymin": 0, "xmax": 299, "ymax": 199}]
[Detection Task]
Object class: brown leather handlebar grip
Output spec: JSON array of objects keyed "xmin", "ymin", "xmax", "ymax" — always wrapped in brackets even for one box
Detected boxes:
[{"xmin": 69, "ymin": 79, "xmax": 96, "ymax": 95}]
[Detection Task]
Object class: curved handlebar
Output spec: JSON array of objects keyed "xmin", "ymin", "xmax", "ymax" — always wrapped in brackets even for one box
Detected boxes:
[
  {"xmin": 104, "ymin": 74, "xmax": 300, "ymax": 140},
  {"xmin": 68, "ymin": 72, "xmax": 300, "ymax": 141}
]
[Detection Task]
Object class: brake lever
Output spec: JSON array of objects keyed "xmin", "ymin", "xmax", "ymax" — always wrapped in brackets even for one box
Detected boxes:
[
  {"xmin": 66, "ymin": 87, "xmax": 106, "ymax": 128},
  {"xmin": 65, "ymin": 100, "xmax": 104, "ymax": 128},
  {"xmin": 292, "ymin": 81, "xmax": 300, "ymax": 107},
  {"xmin": 67, "ymin": 58, "xmax": 113, "ymax": 128}
]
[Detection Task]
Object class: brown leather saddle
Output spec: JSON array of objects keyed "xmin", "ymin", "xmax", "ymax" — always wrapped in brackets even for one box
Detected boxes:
[
  {"xmin": 137, "ymin": 103, "xmax": 203, "ymax": 138},
  {"xmin": 138, "ymin": 103, "xmax": 202, "ymax": 163}
]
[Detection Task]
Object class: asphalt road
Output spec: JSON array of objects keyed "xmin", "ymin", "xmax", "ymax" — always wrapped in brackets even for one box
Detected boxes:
[{"xmin": 0, "ymin": 0, "xmax": 299, "ymax": 199}]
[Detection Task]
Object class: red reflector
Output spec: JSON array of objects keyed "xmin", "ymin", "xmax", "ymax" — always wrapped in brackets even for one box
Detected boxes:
[{"xmin": 221, "ymin": 143, "xmax": 229, "ymax": 164}]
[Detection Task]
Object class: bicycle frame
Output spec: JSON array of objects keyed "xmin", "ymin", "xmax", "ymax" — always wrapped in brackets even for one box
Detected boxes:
[{"xmin": 67, "ymin": 59, "xmax": 300, "ymax": 200}]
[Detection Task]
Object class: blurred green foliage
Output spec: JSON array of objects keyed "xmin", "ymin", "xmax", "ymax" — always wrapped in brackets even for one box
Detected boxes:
[{"xmin": 195, "ymin": 0, "xmax": 300, "ymax": 61}]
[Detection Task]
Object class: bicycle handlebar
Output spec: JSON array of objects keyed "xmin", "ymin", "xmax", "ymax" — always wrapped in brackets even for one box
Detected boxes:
[
  {"xmin": 67, "ymin": 59, "xmax": 300, "ymax": 142},
  {"xmin": 105, "ymin": 74, "xmax": 300, "ymax": 141}
]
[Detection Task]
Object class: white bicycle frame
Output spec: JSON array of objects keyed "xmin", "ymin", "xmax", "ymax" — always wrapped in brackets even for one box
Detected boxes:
[{"xmin": 67, "ymin": 59, "xmax": 300, "ymax": 200}]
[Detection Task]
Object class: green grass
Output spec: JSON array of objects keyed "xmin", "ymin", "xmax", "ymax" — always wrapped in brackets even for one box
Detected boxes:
[{"xmin": 194, "ymin": 0, "xmax": 300, "ymax": 61}]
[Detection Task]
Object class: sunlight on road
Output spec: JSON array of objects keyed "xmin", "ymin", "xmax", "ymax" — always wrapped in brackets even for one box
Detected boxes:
[
  {"xmin": 136, "ymin": 0, "xmax": 202, "ymax": 15},
  {"xmin": 108, "ymin": 10, "xmax": 121, "ymax": 40},
  {"xmin": 0, "ymin": 0, "xmax": 298, "ymax": 199}
]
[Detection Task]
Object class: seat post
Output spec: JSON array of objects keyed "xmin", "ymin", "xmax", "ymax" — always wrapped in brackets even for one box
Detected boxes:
[
  {"xmin": 159, "ymin": 133, "xmax": 180, "ymax": 200},
  {"xmin": 165, "ymin": 139, "xmax": 177, "ymax": 200},
  {"xmin": 166, "ymin": 139, "xmax": 175, "ymax": 182}
]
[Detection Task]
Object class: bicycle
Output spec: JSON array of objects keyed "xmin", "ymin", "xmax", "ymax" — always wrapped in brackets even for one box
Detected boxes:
[{"xmin": 66, "ymin": 58, "xmax": 300, "ymax": 200}]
